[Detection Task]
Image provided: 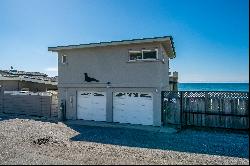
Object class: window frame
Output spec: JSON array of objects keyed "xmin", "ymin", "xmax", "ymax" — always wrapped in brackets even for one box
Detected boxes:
[
  {"xmin": 61, "ymin": 55, "xmax": 67, "ymax": 64},
  {"xmin": 128, "ymin": 49, "xmax": 158, "ymax": 62},
  {"xmin": 128, "ymin": 50, "xmax": 143, "ymax": 61},
  {"xmin": 141, "ymin": 49, "xmax": 158, "ymax": 60}
]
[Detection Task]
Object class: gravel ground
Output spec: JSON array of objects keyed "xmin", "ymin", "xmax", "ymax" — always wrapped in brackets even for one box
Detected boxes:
[{"xmin": 0, "ymin": 116, "xmax": 249, "ymax": 165}]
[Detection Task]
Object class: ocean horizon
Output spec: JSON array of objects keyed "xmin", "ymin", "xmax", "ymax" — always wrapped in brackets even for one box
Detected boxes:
[{"xmin": 178, "ymin": 83, "xmax": 249, "ymax": 92}]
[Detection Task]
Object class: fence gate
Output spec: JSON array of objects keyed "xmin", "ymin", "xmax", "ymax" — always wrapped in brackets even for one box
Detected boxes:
[
  {"xmin": 161, "ymin": 91, "xmax": 182, "ymax": 127},
  {"xmin": 162, "ymin": 91, "xmax": 249, "ymax": 130}
]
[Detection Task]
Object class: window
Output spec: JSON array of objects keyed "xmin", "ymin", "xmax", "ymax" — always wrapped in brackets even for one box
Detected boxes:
[
  {"xmin": 128, "ymin": 49, "xmax": 158, "ymax": 61},
  {"xmin": 142, "ymin": 49, "xmax": 158, "ymax": 60},
  {"xmin": 129, "ymin": 51, "xmax": 142, "ymax": 61},
  {"xmin": 61, "ymin": 55, "xmax": 67, "ymax": 64}
]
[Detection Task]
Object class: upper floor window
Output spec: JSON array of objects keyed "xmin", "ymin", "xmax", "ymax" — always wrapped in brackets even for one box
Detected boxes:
[
  {"xmin": 142, "ymin": 49, "xmax": 158, "ymax": 60},
  {"xmin": 128, "ymin": 49, "xmax": 158, "ymax": 61},
  {"xmin": 61, "ymin": 55, "xmax": 67, "ymax": 64},
  {"xmin": 129, "ymin": 51, "xmax": 142, "ymax": 61}
]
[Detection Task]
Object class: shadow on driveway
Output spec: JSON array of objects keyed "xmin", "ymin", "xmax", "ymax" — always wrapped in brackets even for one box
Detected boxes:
[
  {"xmin": 68, "ymin": 124, "xmax": 249, "ymax": 159},
  {"xmin": 0, "ymin": 113, "xmax": 248, "ymax": 159}
]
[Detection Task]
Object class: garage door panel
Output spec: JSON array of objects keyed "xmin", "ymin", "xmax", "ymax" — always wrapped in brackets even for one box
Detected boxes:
[
  {"xmin": 113, "ymin": 92, "xmax": 153, "ymax": 125},
  {"xmin": 77, "ymin": 91, "xmax": 106, "ymax": 121}
]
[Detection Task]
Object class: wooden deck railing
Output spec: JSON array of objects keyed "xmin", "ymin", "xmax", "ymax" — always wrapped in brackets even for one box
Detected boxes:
[{"xmin": 162, "ymin": 91, "xmax": 249, "ymax": 129}]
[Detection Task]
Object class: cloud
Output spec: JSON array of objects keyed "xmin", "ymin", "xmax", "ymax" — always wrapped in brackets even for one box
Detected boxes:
[{"xmin": 45, "ymin": 67, "xmax": 58, "ymax": 72}]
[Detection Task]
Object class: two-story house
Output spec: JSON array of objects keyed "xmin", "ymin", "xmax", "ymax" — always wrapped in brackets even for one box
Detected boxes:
[{"xmin": 48, "ymin": 36, "xmax": 176, "ymax": 126}]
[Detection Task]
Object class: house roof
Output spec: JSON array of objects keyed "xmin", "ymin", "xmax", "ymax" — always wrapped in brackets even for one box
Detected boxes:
[
  {"xmin": 0, "ymin": 69, "xmax": 48, "ymax": 77},
  {"xmin": 0, "ymin": 75, "xmax": 58, "ymax": 85},
  {"xmin": 48, "ymin": 36, "xmax": 176, "ymax": 59},
  {"xmin": 0, "ymin": 69, "xmax": 58, "ymax": 85}
]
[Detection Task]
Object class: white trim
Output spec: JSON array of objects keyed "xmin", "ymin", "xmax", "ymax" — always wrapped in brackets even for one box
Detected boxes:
[
  {"xmin": 127, "ymin": 60, "xmax": 162, "ymax": 63},
  {"xmin": 141, "ymin": 48, "xmax": 158, "ymax": 60},
  {"xmin": 128, "ymin": 50, "xmax": 141, "ymax": 53},
  {"xmin": 156, "ymin": 49, "xmax": 159, "ymax": 59},
  {"xmin": 128, "ymin": 50, "xmax": 142, "ymax": 61},
  {"xmin": 61, "ymin": 55, "xmax": 67, "ymax": 64},
  {"xmin": 128, "ymin": 48, "xmax": 159, "ymax": 62}
]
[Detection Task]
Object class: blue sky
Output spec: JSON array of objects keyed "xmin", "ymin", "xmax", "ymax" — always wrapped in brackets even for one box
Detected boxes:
[{"xmin": 0, "ymin": 0, "xmax": 249, "ymax": 82}]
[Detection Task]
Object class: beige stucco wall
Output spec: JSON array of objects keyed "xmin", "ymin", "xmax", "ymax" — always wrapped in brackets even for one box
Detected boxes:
[
  {"xmin": 58, "ymin": 42, "xmax": 169, "ymax": 89},
  {"xmin": 56, "ymin": 41, "xmax": 172, "ymax": 126}
]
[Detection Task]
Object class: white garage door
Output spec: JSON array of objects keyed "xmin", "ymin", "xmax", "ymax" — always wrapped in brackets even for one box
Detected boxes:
[
  {"xmin": 77, "ymin": 91, "xmax": 106, "ymax": 121},
  {"xmin": 113, "ymin": 92, "xmax": 153, "ymax": 125}
]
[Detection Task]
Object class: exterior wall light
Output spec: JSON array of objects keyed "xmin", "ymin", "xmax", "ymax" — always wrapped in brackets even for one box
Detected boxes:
[
  {"xmin": 162, "ymin": 58, "xmax": 165, "ymax": 63},
  {"xmin": 106, "ymin": 82, "xmax": 111, "ymax": 88}
]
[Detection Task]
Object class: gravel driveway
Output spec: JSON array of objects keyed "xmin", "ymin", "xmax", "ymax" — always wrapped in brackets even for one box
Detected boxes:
[{"xmin": 0, "ymin": 115, "xmax": 249, "ymax": 165}]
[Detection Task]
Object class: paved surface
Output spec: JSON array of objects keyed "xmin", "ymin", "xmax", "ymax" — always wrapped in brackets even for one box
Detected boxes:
[
  {"xmin": 0, "ymin": 115, "xmax": 249, "ymax": 165},
  {"xmin": 65, "ymin": 120, "xmax": 178, "ymax": 133}
]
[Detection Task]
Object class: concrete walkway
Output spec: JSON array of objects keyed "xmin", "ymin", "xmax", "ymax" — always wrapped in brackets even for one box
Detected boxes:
[{"xmin": 64, "ymin": 120, "xmax": 178, "ymax": 133}]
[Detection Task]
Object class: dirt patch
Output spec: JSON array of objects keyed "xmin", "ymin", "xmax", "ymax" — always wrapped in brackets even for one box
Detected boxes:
[{"xmin": 33, "ymin": 136, "xmax": 53, "ymax": 145}]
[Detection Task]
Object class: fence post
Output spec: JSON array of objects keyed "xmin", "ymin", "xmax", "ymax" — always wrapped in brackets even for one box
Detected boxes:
[
  {"xmin": 59, "ymin": 99, "xmax": 66, "ymax": 121},
  {"xmin": 0, "ymin": 87, "xmax": 2, "ymax": 113},
  {"xmin": 2, "ymin": 88, "xmax": 4, "ymax": 114},
  {"xmin": 204, "ymin": 92, "xmax": 208, "ymax": 127},
  {"xmin": 50, "ymin": 95, "xmax": 52, "ymax": 118},
  {"xmin": 161, "ymin": 91, "xmax": 164, "ymax": 126},
  {"xmin": 64, "ymin": 100, "xmax": 66, "ymax": 121},
  {"xmin": 41, "ymin": 95, "xmax": 43, "ymax": 117},
  {"xmin": 179, "ymin": 91, "xmax": 182, "ymax": 129}
]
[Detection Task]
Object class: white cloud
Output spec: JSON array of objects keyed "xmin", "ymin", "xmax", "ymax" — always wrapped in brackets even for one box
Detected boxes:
[{"xmin": 45, "ymin": 67, "xmax": 58, "ymax": 72}]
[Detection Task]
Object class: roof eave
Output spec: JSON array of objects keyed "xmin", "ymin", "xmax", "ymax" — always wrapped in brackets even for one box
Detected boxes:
[
  {"xmin": 169, "ymin": 36, "xmax": 176, "ymax": 59},
  {"xmin": 48, "ymin": 36, "xmax": 174, "ymax": 52}
]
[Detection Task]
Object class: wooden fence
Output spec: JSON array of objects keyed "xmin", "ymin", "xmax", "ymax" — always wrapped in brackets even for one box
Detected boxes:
[
  {"xmin": 0, "ymin": 87, "xmax": 3, "ymax": 113},
  {"xmin": 0, "ymin": 91, "xmax": 58, "ymax": 118},
  {"xmin": 162, "ymin": 91, "xmax": 249, "ymax": 129}
]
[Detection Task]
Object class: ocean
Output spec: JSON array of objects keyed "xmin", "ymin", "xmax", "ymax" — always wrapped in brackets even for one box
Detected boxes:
[{"xmin": 178, "ymin": 83, "xmax": 249, "ymax": 92}]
